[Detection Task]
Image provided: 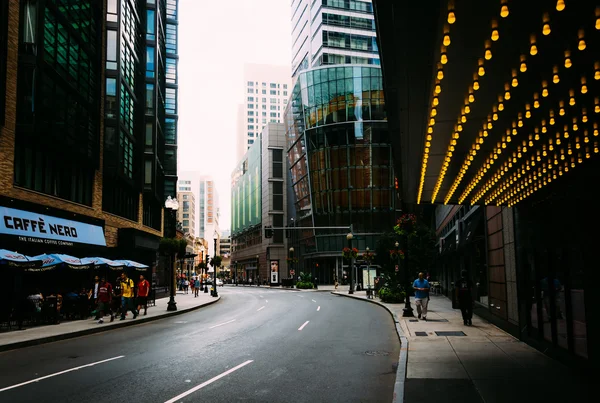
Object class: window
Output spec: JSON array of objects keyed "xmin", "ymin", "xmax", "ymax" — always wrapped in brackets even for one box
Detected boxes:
[
  {"xmin": 262, "ymin": 112, "xmax": 266, "ymax": 117},
  {"xmin": 247, "ymin": 125, "xmax": 254, "ymax": 130},
  {"xmin": 270, "ymin": 90, "xmax": 277, "ymax": 95},
  {"xmin": 272, "ymin": 149, "xmax": 283, "ymax": 178},
  {"xmin": 146, "ymin": 10, "xmax": 155, "ymax": 40},
  {"xmin": 283, "ymin": 84, "xmax": 287, "ymax": 89},
  {"xmin": 248, "ymin": 132, "xmax": 254, "ymax": 137},
  {"xmin": 273, "ymin": 181, "xmax": 283, "ymax": 211},
  {"xmin": 166, "ymin": 57, "xmax": 177, "ymax": 84},
  {"xmin": 273, "ymin": 214, "xmax": 284, "ymax": 243},
  {"xmin": 146, "ymin": 83, "xmax": 154, "ymax": 114},
  {"xmin": 166, "ymin": 23, "xmax": 177, "ymax": 53},
  {"xmin": 270, "ymin": 83, "xmax": 277, "ymax": 88},
  {"xmin": 165, "ymin": 118, "xmax": 176, "ymax": 144},
  {"xmin": 146, "ymin": 47, "xmax": 155, "ymax": 77},
  {"xmin": 106, "ymin": 78, "xmax": 117, "ymax": 119},
  {"xmin": 247, "ymin": 81, "xmax": 254, "ymax": 86},
  {"xmin": 283, "ymin": 91, "xmax": 288, "ymax": 96},
  {"xmin": 270, "ymin": 112, "xmax": 277, "ymax": 118},
  {"xmin": 106, "ymin": 30, "xmax": 117, "ymax": 69},
  {"xmin": 270, "ymin": 105, "xmax": 277, "ymax": 110},
  {"xmin": 262, "ymin": 82, "xmax": 266, "ymax": 87},
  {"xmin": 248, "ymin": 103, "xmax": 254, "ymax": 108},
  {"xmin": 144, "ymin": 160, "xmax": 152, "ymax": 184},
  {"xmin": 247, "ymin": 96, "xmax": 254, "ymax": 102},
  {"xmin": 247, "ymin": 88, "xmax": 254, "ymax": 94},
  {"xmin": 248, "ymin": 111, "xmax": 254, "ymax": 116},
  {"xmin": 183, "ymin": 220, "xmax": 189, "ymax": 226},
  {"xmin": 120, "ymin": 86, "xmax": 134, "ymax": 134},
  {"xmin": 183, "ymin": 213, "xmax": 189, "ymax": 218},
  {"xmin": 270, "ymin": 98, "xmax": 276, "ymax": 103},
  {"xmin": 165, "ymin": 87, "xmax": 176, "ymax": 114},
  {"xmin": 22, "ymin": 0, "xmax": 37, "ymax": 44},
  {"xmin": 107, "ymin": 0, "xmax": 118, "ymax": 22},
  {"xmin": 247, "ymin": 118, "xmax": 254, "ymax": 123},
  {"xmin": 145, "ymin": 123, "xmax": 153, "ymax": 148},
  {"xmin": 248, "ymin": 139, "xmax": 254, "ymax": 144},
  {"xmin": 120, "ymin": 131, "xmax": 134, "ymax": 178},
  {"xmin": 262, "ymin": 89, "xmax": 266, "ymax": 94}
]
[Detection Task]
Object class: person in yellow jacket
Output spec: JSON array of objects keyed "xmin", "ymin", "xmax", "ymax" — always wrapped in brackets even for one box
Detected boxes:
[{"xmin": 119, "ymin": 272, "xmax": 138, "ymax": 320}]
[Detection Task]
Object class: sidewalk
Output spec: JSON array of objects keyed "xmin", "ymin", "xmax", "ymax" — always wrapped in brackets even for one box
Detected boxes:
[
  {"xmin": 333, "ymin": 292, "xmax": 591, "ymax": 403},
  {"xmin": 0, "ymin": 291, "xmax": 220, "ymax": 352}
]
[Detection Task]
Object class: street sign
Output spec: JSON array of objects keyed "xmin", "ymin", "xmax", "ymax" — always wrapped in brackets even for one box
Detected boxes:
[{"xmin": 395, "ymin": 265, "xmax": 399, "ymax": 272}]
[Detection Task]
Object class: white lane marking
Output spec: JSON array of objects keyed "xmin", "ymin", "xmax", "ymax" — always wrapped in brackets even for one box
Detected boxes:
[
  {"xmin": 164, "ymin": 360, "xmax": 253, "ymax": 403},
  {"xmin": 257, "ymin": 306, "xmax": 265, "ymax": 311},
  {"xmin": 311, "ymin": 299, "xmax": 316, "ymax": 302},
  {"xmin": 317, "ymin": 306, "xmax": 321, "ymax": 311},
  {"xmin": 209, "ymin": 319, "xmax": 236, "ymax": 329},
  {"xmin": 0, "ymin": 356, "xmax": 125, "ymax": 393},
  {"xmin": 298, "ymin": 321, "xmax": 310, "ymax": 331}
]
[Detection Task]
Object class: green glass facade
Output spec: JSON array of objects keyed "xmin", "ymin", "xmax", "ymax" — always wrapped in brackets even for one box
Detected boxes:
[
  {"xmin": 286, "ymin": 65, "xmax": 395, "ymax": 256},
  {"xmin": 231, "ymin": 138, "xmax": 262, "ymax": 235}
]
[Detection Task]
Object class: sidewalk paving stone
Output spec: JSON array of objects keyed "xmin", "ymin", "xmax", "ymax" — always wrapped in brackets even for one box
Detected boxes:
[
  {"xmin": 332, "ymin": 290, "xmax": 591, "ymax": 402},
  {"xmin": 0, "ymin": 291, "xmax": 220, "ymax": 352}
]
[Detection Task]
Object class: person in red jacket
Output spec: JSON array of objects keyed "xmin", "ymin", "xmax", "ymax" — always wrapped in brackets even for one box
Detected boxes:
[
  {"xmin": 137, "ymin": 275, "xmax": 151, "ymax": 316},
  {"xmin": 97, "ymin": 277, "xmax": 114, "ymax": 324}
]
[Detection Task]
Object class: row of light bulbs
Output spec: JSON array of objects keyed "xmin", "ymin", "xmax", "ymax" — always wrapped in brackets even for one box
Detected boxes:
[
  {"xmin": 486, "ymin": 118, "xmax": 599, "ymax": 205},
  {"xmin": 416, "ymin": 0, "xmax": 457, "ymax": 204},
  {"xmin": 455, "ymin": 4, "xmax": 598, "ymax": 205},
  {"xmin": 501, "ymin": 138, "xmax": 598, "ymax": 207},
  {"xmin": 432, "ymin": 1, "xmax": 511, "ymax": 204}
]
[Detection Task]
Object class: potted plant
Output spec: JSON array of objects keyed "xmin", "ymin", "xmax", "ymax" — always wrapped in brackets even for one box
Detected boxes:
[
  {"xmin": 389, "ymin": 249, "xmax": 405, "ymax": 259},
  {"xmin": 394, "ymin": 213, "xmax": 417, "ymax": 235},
  {"xmin": 342, "ymin": 247, "xmax": 359, "ymax": 259}
]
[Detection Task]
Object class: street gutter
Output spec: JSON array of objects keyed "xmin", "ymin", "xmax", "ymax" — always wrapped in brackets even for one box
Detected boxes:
[
  {"xmin": 331, "ymin": 292, "xmax": 407, "ymax": 403},
  {"xmin": 0, "ymin": 296, "xmax": 221, "ymax": 353}
]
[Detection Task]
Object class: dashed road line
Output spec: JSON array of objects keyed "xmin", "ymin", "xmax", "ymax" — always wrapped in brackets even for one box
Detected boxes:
[{"xmin": 298, "ymin": 321, "xmax": 310, "ymax": 331}]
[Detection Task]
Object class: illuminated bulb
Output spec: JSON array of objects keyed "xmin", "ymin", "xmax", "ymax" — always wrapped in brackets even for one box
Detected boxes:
[
  {"xmin": 493, "ymin": 113, "xmax": 498, "ymax": 121},
  {"xmin": 433, "ymin": 97, "xmax": 439, "ymax": 106},
  {"xmin": 505, "ymin": 90, "xmax": 511, "ymax": 100},
  {"xmin": 441, "ymin": 53, "xmax": 448, "ymax": 64},
  {"xmin": 478, "ymin": 66, "xmax": 485, "ymax": 76},
  {"xmin": 492, "ymin": 29, "xmax": 499, "ymax": 41},
  {"xmin": 526, "ymin": 110, "xmax": 531, "ymax": 118},
  {"xmin": 595, "ymin": 71, "xmax": 600, "ymax": 80},
  {"xmin": 461, "ymin": 115, "xmax": 467, "ymax": 123},
  {"xmin": 435, "ymin": 84, "xmax": 441, "ymax": 94},
  {"xmin": 465, "ymin": 105, "xmax": 471, "ymax": 114},
  {"xmin": 597, "ymin": 17, "xmax": 600, "ymax": 30},
  {"xmin": 448, "ymin": 11, "xmax": 456, "ymax": 24},
  {"xmin": 534, "ymin": 100, "xmax": 540, "ymax": 108},
  {"xmin": 431, "ymin": 108, "xmax": 437, "ymax": 117},
  {"xmin": 437, "ymin": 69, "xmax": 444, "ymax": 80},
  {"xmin": 565, "ymin": 51, "xmax": 572, "ymax": 68},
  {"xmin": 543, "ymin": 24, "xmax": 551, "ymax": 35},
  {"xmin": 512, "ymin": 77, "xmax": 518, "ymax": 87},
  {"xmin": 485, "ymin": 49, "xmax": 492, "ymax": 60},
  {"xmin": 530, "ymin": 44, "xmax": 537, "ymax": 56},
  {"xmin": 500, "ymin": 4, "xmax": 509, "ymax": 18},
  {"xmin": 542, "ymin": 88, "xmax": 549, "ymax": 97},
  {"xmin": 469, "ymin": 94, "xmax": 475, "ymax": 103},
  {"xmin": 430, "ymin": 118, "xmax": 435, "ymax": 126},
  {"xmin": 443, "ymin": 34, "xmax": 451, "ymax": 46},
  {"xmin": 473, "ymin": 81, "xmax": 480, "ymax": 91},
  {"xmin": 578, "ymin": 30, "xmax": 586, "ymax": 51},
  {"xmin": 498, "ymin": 103, "xmax": 504, "ymax": 111},
  {"xmin": 520, "ymin": 62, "xmax": 527, "ymax": 73}
]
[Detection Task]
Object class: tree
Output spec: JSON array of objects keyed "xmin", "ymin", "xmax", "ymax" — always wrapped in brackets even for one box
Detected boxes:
[{"xmin": 210, "ymin": 255, "xmax": 223, "ymax": 269}]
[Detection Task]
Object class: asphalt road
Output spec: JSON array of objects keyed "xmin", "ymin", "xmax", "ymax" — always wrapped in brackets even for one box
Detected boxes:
[{"xmin": 0, "ymin": 287, "xmax": 399, "ymax": 403}]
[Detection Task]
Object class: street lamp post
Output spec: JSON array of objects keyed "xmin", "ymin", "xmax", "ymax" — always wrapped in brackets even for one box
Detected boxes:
[
  {"xmin": 347, "ymin": 233, "xmax": 354, "ymax": 294},
  {"xmin": 366, "ymin": 246, "xmax": 372, "ymax": 299},
  {"xmin": 212, "ymin": 234, "xmax": 218, "ymax": 297},
  {"xmin": 234, "ymin": 260, "xmax": 238, "ymax": 286},
  {"xmin": 289, "ymin": 247, "xmax": 294, "ymax": 286},
  {"xmin": 401, "ymin": 238, "xmax": 414, "ymax": 317},
  {"xmin": 204, "ymin": 254, "xmax": 209, "ymax": 293},
  {"xmin": 256, "ymin": 255, "xmax": 260, "ymax": 287},
  {"xmin": 164, "ymin": 196, "xmax": 179, "ymax": 311}
]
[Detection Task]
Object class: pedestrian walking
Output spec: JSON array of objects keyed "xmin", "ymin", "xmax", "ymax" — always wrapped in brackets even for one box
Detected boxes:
[
  {"xmin": 456, "ymin": 270, "xmax": 473, "ymax": 326},
  {"xmin": 194, "ymin": 277, "xmax": 200, "ymax": 297},
  {"xmin": 119, "ymin": 272, "xmax": 138, "ymax": 320},
  {"xmin": 88, "ymin": 275, "xmax": 101, "ymax": 318},
  {"xmin": 412, "ymin": 272, "xmax": 431, "ymax": 321},
  {"xmin": 137, "ymin": 274, "xmax": 150, "ymax": 316},
  {"xmin": 97, "ymin": 277, "xmax": 114, "ymax": 324}
]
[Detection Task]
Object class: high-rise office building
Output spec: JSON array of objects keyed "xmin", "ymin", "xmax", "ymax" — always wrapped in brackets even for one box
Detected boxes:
[
  {"xmin": 285, "ymin": 0, "xmax": 395, "ymax": 283},
  {"xmin": 291, "ymin": 0, "xmax": 379, "ymax": 78},
  {"xmin": 178, "ymin": 174, "xmax": 221, "ymax": 258},
  {"xmin": 176, "ymin": 191, "xmax": 195, "ymax": 237},
  {"xmin": 237, "ymin": 64, "xmax": 291, "ymax": 161}
]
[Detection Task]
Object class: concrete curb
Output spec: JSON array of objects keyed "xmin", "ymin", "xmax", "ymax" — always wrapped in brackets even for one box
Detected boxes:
[
  {"xmin": 331, "ymin": 291, "xmax": 408, "ymax": 403},
  {"xmin": 0, "ymin": 296, "xmax": 221, "ymax": 353}
]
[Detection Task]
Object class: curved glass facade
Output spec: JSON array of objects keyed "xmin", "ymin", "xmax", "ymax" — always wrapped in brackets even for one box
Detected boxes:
[{"xmin": 286, "ymin": 65, "xmax": 395, "ymax": 257}]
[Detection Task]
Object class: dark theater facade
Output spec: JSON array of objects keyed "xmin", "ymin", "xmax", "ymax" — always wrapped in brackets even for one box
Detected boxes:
[{"xmin": 373, "ymin": 0, "xmax": 598, "ymax": 371}]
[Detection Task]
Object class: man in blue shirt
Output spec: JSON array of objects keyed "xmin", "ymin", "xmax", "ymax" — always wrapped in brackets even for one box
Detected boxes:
[{"xmin": 412, "ymin": 272, "xmax": 430, "ymax": 320}]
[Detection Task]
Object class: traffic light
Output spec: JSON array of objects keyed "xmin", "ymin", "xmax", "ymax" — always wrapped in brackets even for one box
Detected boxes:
[{"xmin": 264, "ymin": 226, "xmax": 273, "ymax": 238}]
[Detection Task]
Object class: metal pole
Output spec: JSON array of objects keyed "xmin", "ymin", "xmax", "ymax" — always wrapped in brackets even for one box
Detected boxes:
[
  {"xmin": 348, "ymin": 235, "xmax": 354, "ymax": 295},
  {"xmin": 402, "ymin": 233, "xmax": 414, "ymax": 317},
  {"xmin": 213, "ymin": 238, "xmax": 218, "ymax": 297},
  {"xmin": 167, "ymin": 210, "xmax": 177, "ymax": 311}
]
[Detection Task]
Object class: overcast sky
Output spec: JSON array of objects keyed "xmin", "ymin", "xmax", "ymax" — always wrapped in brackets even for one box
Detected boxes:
[{"xmin": 178, "ymin": 0, "xmax": 292, "ymax": 230}]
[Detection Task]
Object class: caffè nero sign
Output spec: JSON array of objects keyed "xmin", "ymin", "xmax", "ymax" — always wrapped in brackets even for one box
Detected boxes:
[{"xmin": 0, "ymin": 206, "xmax": 106, "ymax": 247}]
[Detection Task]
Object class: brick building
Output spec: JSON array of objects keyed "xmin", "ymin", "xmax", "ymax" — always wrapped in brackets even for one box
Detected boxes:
[{"xmin": 0, "ymin": 2, "xmax": 179, "ymax": 290}]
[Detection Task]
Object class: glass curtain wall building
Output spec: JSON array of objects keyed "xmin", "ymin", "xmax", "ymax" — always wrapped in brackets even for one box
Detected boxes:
[
  {"xmin": 287, "ymin": 0, "xmax": 394, "ymax": 283},
  {"xmin": 104, "ymin": 0, "xmax": 178, "ymax": 232}
]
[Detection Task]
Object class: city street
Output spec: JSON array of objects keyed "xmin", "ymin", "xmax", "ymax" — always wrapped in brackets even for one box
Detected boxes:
[{"xmin": 0, "ymin": 287, "xmax": 399, "ymax": 403}]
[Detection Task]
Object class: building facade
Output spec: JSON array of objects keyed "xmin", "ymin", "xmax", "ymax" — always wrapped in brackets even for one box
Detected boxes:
[
  {"xmin": 291, "ymin": 0, "xmax": 379, "ymax": 78},
  {"xmin": 231, "ymin": 123, "xmax": 289, "ymax": 285},
  {"xmin": 0, "ymin": 1, "xmax": 179, "ymax": 295},
  {"xmin": 176, "ymin": 190, "xmax": 195, "ymax": 237},
  {"xmin": 177, "ymin": 173, "xmax": 221, "ymax": 258},
  {"xmin": 237, "ymin": 63, "xmax": 291, "ymax": 161},
  {"xmin": 372, "ymin": 0, "xmax": 597, "ymax": 371},
  {"xmin": 285, "ymin": 0, "xmax": 393, "ymax": 284}
]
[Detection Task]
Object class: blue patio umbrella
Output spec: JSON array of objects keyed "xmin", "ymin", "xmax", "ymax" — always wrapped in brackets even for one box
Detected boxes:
[
  {"xmin": 30, "ymin": 254, "xmax": 94, "ymax": 271},
  {"xmin": 115, "ymin": 260, "xmax": 149, "ymax": 271},
  {"xmin": 82, "ymin": 257, "xmax": 125, "ymax": 270},
  {"xmin": 0, "ymin": 249, "xmax": 41, "ymax": 268}
]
